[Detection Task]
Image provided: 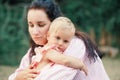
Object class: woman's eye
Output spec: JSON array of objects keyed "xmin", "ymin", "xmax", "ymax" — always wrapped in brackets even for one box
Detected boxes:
[
  {"xmin": 38, "ymin": 24, "xmax": 45, "ymax": 27},
  {"xmin": 29, "ymin": 23, "xmax": 34, "ymax": 27}
]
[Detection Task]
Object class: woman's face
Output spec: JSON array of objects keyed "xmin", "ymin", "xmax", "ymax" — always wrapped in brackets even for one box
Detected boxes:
[{"xmin": 27, "ymin": 9, "xmax": 51, "ymax": 45}]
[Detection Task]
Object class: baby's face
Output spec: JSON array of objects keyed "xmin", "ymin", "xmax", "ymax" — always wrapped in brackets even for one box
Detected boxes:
[{"xmin": 47, "ymin": 30, "xmax": 73, "ymax": 52}]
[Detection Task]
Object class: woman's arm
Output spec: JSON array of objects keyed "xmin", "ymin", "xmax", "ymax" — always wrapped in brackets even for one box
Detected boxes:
[
  {"xmin": 8, "ymin": 48, "xmax": 39, "ymax": 80},
  {"xmin": 9, "ymin": 49, "xmax": 30, "ymax": 80}
]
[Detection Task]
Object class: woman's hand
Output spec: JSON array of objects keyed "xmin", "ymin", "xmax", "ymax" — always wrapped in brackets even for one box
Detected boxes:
[{"xmin": 15, "ymin": 66, "xmax": 39, "ymax": 80}]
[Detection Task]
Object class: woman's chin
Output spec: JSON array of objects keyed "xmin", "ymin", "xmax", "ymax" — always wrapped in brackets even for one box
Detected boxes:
[{"xmin": 35, "ymin": 40, "xmax": 46, "ymax": 46}]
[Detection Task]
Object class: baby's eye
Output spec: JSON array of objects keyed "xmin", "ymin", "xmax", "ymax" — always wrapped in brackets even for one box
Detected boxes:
[
  {"xmin": 56, "ymin": 36, "xmax": 60, "ymax": 40},
  {"xmin": 64, "ymin": 40, "xmax": 69, "ymax": 43}
]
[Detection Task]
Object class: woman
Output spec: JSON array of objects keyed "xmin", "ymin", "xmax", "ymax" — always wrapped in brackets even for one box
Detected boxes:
[{"xmin": 9, "ymin": 0, "xmax": 109, "ymax": 80}]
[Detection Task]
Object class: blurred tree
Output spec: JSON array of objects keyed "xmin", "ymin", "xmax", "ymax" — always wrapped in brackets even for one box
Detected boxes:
[
  {"xmin": 1, "ymin": 0, "xmax": 32, "ymax": 5},
  {"xmin": 0, "ymin": 4, "xmax": 29, "ymax": 65},
  {"xmin": 0, "ymin": 0, "xmax": 120, "ymax": 65}
]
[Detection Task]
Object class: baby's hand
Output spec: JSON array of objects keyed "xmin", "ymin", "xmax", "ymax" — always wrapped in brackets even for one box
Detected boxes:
[
  {"xmin": 35, "ymin": 46, "xmax": 51, "ymax": 55},
  {"xmin": 35, "ymin": 47, "xmax": 42, "ymax": 54},
  {"xmin": 80, "ymin": 64, "xmax": 88, "ymax": 76}
]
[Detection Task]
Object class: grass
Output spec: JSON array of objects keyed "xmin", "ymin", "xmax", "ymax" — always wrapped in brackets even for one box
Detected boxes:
[
  {"xmin": 0, "ymin": 57, "xmax": 120, "ymax": 80},
  {"xmin": 0, "ymin": 65, "xmax": 17, "ymax": 80},
  {"xmin": 102, "ymin": 57, "xmax": 120, "ymax": 80}
]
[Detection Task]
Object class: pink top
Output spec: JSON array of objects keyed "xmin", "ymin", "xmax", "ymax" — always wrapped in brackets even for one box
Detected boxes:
[
  {"xmin": 8, "ymin": 36, "xmax": 110, "ymax": 80},
  {"xmin": 31, "ymin": 45, "xmax": 63, "ymax": 69}
]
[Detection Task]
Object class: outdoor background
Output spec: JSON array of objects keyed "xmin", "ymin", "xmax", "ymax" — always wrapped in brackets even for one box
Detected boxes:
[{"xmin": 0, "ymin": 0, "xmax": 120, "ymax": 80}]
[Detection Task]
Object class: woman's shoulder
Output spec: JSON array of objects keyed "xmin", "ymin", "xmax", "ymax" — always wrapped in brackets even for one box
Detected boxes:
[
  {"xmin": 19, "ymin": 48, "xmax": 31, "ymax": 64},
  {"xmin": 70, "ymin": 36, "xmax": 85, "ymax": 46},
  {"xmin": 18, "ymin": 48, "xmax": 31, "ymax": 69},
  {"xmin": 23, "ymin": 48, "xmax": 31, "ymax": 58},
  {"xmin": 64, "ymin": 36, "xmax": 86, "ymax": 58}
]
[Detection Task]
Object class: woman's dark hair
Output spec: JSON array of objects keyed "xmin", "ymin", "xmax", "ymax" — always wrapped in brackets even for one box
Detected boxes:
[
  {"xmin": 75, "ymin": 31, "xmax": 102, "ymax": 62},
  {"xmin": 28, "ymin": 0, "xmax": 63, "ymax": 21},
  {"xmin": 28, "ymin": 0, "xmax": 63, "ymax": 63}
]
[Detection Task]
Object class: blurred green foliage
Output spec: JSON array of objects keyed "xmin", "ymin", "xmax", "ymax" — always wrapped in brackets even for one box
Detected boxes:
[
  {"xmin": 0, "ymin": 0, "xmax": 120, "ymax": 65},
  {"xmin": 0, "ymin": 4, "xmax": 29, "ymax": 65},
  {"xmin": 57, "ymin": 0, "xmax": 120, "ymax": 47}
]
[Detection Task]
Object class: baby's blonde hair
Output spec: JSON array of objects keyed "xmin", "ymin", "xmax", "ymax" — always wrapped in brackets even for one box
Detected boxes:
[{"xmin": 48, "ymin": 17, "xmax": 75, "ymax": 36}]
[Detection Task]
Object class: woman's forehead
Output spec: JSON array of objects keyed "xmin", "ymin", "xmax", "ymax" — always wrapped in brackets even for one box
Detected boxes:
[{"xmin": 27, "ymin": 9, "xmax": 49, "ymax": 22}]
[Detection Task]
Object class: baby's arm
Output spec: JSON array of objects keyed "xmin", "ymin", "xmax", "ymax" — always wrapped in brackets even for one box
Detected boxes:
[{"xmin": 45, "ymin": 49, "xmax": 88, "ymax": 75}]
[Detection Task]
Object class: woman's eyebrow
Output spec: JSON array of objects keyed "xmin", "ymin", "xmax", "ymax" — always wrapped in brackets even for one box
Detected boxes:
[
  {"xmin": 38, "ymin": 21, "xmax": 44, "ymax": 23},
  {"xmin": 37, "ymin": 21, "xmax": 46, "ymax": 24},
  {"xmin": 28, "ymin": 21, "xmax": 44, "ymax": 24}
]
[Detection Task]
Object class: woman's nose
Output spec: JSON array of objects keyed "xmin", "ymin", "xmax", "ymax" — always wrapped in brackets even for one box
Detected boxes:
[{"xmin": 33, "ymin": 26, "xmax": 39, "ymax": 34}]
